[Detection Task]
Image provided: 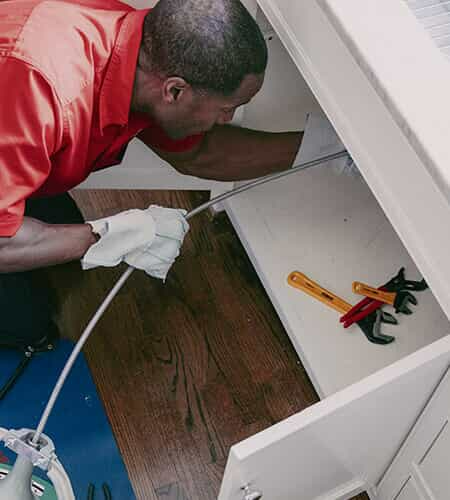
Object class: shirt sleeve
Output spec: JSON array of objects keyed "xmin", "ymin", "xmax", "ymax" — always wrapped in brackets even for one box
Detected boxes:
[
  {"xmin": 137, "ymin": 122, "xmax": 204, "ymax": 154},
  {"xmin": 0, "ymin": 58, "xmax": 62, "ymax": 236}
]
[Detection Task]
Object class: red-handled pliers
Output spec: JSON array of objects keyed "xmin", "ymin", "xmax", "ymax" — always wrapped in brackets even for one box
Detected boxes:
[
  {"xmin": 340, "ymin": 268, "xmax": 427, "ymax": 328},
  {"xmin": 339, "ymin": 270, "xmax": 406, "ymax": 328},
  {"xmin": 340, "ymin": 294, "xmax": 389, "ymax": 328}
]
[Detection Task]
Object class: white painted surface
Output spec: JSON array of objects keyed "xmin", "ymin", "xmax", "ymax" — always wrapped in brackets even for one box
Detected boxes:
[
  {"xmin": 242, "ymin": 34, "xmax": 321, "ymax": 132},
  {"xmin": 120, "ymin": 0, "xmax": 157, "ymax": 8},
  {"xmin": 320, "ymin": 0, "xmax": 450, "ymax": 200},
  {"xmin": 253, "ymin": 0, "xmax": 450, "ymax": 331},
  {"xmin": 218, "ymin": 337, "xmax": 450, "ymax": 500},
  {"xmin": 378, "ymin": 370, "xmax": 450, "ymax": 500},
  {"xmin": 78, "ymin": 139, "xmax": 234, "ymax": 192},
  {"xmin": 395, "ymin": 480, "xmax": 423, "ymax": 500},
  {"xmin": 420, "ymin": 424, "xmax": 450, "ymax": 498}
]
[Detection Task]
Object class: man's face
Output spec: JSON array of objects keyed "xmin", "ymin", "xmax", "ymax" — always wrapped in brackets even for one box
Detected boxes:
[{"xmin": 151, "ymin": 73, "xmax": 265, "ymax": 139}]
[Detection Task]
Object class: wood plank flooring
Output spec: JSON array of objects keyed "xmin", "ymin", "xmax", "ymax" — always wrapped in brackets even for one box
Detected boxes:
[{"xmin": 45, "ymin": 189, "xmax": 369, "ymax": 500}]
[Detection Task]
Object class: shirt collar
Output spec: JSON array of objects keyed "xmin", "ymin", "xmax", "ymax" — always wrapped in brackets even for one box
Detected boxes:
[{"xmin": 98, "ymin": 8, "xmax": 149, "ymax": 133}]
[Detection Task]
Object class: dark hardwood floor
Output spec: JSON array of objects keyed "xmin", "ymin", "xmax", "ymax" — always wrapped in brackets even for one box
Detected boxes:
[{"xmin": 45, "ymin": 189, "xmax": 369, "ymax": 500}]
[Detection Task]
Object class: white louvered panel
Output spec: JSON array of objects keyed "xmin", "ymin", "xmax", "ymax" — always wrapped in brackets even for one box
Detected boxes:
[{"xmin": 406, "ymin": 0, "xmax": 450, "ymax": 59}]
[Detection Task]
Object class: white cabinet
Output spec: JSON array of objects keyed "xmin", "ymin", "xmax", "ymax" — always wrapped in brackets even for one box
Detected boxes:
[{"xmin": 219, "ymin": 0, "xmax": 450, "ymax": 498}]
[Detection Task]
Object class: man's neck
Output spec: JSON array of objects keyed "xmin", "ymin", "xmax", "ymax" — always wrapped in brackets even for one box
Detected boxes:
[{"xmin": 130, "ymin": 59, "xmax": 162, "ymax": 116}]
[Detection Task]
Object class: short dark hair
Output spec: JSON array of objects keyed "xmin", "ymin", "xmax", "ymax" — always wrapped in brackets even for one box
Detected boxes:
[{"xmin": 140, "ymin": 0, "xmax": 268, "ymax": 95}]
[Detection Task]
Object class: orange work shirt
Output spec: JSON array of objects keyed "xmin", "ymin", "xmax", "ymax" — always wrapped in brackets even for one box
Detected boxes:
[{"xmin": 0, "ymin": 0, "xmax": 203, "ymax": 236}]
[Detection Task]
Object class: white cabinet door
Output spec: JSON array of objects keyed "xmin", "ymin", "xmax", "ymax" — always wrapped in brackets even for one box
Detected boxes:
[
  {"xmin": 377, "ymin": 369, "xmax": 450, "ymax": 500},
  {"xmin": 218, "ymin": 336, "xmax": 450, "ymax": 500}
]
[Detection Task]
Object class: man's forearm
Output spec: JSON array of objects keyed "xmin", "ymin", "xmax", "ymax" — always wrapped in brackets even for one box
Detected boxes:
[
  {"xmin": 160, "ymin": 125, "xmax": 303, "ymax": 181},
  {"xmin": 0, "ymin": 217, "xmax": 97, "ymax": 273}
]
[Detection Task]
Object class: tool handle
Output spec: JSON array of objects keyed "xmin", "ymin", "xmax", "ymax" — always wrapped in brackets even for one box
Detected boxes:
[
  {"xmin": 340, "ymin": 284, "xmax": 389, "ymax": 324},
  {"xmin": 342, "ymin": 300, "xmax": 384, "ymax": 328},
  {"xmin": 0, "ymin": 355, "xmax": 32, "ymax": 401},
  {"xmin": 288, "ymin": 272, "xmax": 352, "ymax": 314},
  {"xmin": 339, "ymin": 296, "xmax": 372, "ymax": 323},
  {"xmin": 352, "ymin": 282, "xmax": 396, "ymax": 306}
]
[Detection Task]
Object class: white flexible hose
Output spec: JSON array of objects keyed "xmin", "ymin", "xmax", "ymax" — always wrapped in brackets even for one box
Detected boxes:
[
  {"xmin": 32, "ymin": 149, "xmax": 348, "ymax": 446},
  {"xmin": 32, "ymin": 266, "xmax": 134, "ymax": 444},
  {"xmin": 47, "ymin": 459, "xmax": 75, "ymax": 500}
]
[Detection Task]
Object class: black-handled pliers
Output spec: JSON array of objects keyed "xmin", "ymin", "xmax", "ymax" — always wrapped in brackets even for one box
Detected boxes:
[{"xmin": 87, "ymin": 483, "xmax": 112, "ymax": 500}]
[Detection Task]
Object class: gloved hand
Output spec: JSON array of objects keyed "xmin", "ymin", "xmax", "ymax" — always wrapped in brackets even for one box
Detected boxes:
[
  {"xmin": 124, "ymin": 205, "xmax": 189, "ymax": 280},
  {"xmin": 82, "ymin": 205, "xmax": 189, "ymax": 280}
]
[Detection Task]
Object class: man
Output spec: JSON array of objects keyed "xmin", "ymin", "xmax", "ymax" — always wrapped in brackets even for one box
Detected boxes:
[{"xmin": 0, "ymin": 0, "xmax": 303, "ymax": 347}]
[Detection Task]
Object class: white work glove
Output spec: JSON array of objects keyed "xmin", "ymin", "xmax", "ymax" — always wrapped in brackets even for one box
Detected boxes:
[
  {"xmin": 124, "ymin": 206, "xmax": 189, "ymax": 280},
  {"xmin": 82, "ymin": 205, "xmax": 189, "ymax": 280},
  {"xmin": 293, "ymin": 112, "xmax": 359, "ymax": 177}
]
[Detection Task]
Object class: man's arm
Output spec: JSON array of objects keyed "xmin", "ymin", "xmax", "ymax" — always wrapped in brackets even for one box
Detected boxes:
[
  {"xmin": 152, "ymin": 125, "xmax": 303, "ymax": 181},
  {"xmin": 0, "ymin": 218, "xmax": 97, "ymax": 273}
]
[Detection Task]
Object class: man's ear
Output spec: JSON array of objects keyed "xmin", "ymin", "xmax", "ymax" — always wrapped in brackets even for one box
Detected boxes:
[{"xmin": 162, "ymin": 77, "xmax": 190, "ymax": 104}]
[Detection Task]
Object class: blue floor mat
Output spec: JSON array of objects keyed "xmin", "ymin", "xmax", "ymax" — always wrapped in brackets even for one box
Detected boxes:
[{"xmin": 0, "ymin": 339, "xmax": 136, "ymax": 499}]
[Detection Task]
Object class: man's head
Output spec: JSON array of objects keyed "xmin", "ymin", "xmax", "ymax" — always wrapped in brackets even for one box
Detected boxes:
[{"xmin": 132, "ymin": 0, "xmax": 268, "ymax": 139}]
